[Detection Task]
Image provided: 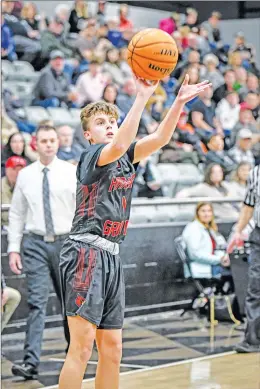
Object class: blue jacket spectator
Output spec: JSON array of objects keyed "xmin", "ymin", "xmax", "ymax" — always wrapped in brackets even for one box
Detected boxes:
[{"xmin": 1, "ymin": 15, "xmax": 17, "ymax": 61}]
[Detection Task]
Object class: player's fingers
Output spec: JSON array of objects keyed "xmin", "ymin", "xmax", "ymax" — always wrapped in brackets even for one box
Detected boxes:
[
  {"xmin": 196, "ymin": 80, "xmax": 211, "ymax": 88},
  {"xmin": 182, "ymin": 74, "xmax": 189, "ymax": 85}
]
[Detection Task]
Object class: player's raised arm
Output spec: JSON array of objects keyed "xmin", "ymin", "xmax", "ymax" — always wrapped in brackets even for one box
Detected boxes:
[
  {"xmin": 132, "ymin": 75, "xmax": 212, "ymax": 163},
  {"xmin": 98, "ymin": 79, "xmax": 158, "ymax": 166}
]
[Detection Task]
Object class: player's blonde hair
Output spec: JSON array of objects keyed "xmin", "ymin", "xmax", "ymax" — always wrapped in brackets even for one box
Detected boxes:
[{"xmin": 81, "ymin": 101, "xmax": 119, "ymax": 132}]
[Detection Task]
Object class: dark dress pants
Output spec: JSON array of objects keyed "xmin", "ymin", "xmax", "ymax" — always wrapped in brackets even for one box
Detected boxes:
[{"xmin": 22, "ymin": 234, "xmax": 70, "ymax": 368}]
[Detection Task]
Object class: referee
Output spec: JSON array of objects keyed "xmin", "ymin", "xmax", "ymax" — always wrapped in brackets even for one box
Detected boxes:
[{"xmin": 231, "ymin": 165, "xmax": 260, "ymax": 353}]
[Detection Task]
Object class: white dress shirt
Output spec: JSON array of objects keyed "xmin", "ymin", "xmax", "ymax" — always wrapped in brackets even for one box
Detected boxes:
[{"xmin": 8, "ymin": 157, "xmax": 77, "ymax": 253}]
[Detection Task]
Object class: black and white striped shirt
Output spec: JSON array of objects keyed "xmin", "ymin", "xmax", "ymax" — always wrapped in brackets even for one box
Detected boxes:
[{"xmin": 244, "ymin": 165, "xmax": 260, "ymax": 228}]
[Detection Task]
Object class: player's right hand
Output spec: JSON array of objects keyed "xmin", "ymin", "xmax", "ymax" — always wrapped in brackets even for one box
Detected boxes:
[
  {"xmin": 135, "ymin": 77, "xmax": 159, "ymax": 100},
  {"xmin": 9, "ymin": 252, "xmax": 23, "ymax": 275}
]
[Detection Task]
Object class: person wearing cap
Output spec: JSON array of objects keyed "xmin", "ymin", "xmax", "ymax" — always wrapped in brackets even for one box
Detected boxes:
[
  {"xmin": 33, "ymin": 50, "xmax": 79, "ymax": 108},
  {"xmin": 8, "ymin": 125, "xmax": 76, "ymax": 379},
  {"xmin": 228, "ymin": 128, "xmax": 255, "ymax": 167},
  {"xmin": 1, "ymin": 156, "xmax": 27, "ymax": 227}
]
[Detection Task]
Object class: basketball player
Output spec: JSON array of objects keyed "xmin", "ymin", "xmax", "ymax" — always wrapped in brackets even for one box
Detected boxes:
[{"xmin": 59, "ymin": 75, "xmax": 211, "ymax": 389}]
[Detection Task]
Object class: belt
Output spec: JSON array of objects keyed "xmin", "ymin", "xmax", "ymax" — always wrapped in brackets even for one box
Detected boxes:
[
  {"xmin": 29, "ymin": 232, "xmax": 69, "ymax": 243},
  {"xmin": 70, "ymin": 233, "xmax": 119, "ymax": 255}
]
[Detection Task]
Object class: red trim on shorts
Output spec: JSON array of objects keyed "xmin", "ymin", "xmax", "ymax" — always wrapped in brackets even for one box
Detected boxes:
[
  {"xmin": 73, "ymin": 247, "xmax": 97, "ymax": 291},
  {"xmin": 79, "ymin": 185, "xmax": 89, "ymax": 217}
]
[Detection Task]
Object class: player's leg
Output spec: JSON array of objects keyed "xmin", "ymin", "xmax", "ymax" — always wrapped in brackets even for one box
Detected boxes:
[
  {"xmin": 95, "ymin": 329, "xmax": 123, "ymax": 389},
  {"xmin": 59, "ymin": 315, "xmax": 96, "ymax": 389}
]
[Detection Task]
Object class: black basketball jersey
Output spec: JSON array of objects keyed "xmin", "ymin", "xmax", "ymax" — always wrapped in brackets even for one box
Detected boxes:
[{"xmin": 70, "ymin": 143, "xmax": 137, "ymax": 244}]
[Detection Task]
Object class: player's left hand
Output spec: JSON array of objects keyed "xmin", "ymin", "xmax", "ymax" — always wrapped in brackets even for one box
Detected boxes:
[
  {"xmin": 177, "ymin": 74, "xmax": 212, "ymax": 104},
  {"xmin": 135, "ymin": 77, "xmax": 159, "ymax": 100}
]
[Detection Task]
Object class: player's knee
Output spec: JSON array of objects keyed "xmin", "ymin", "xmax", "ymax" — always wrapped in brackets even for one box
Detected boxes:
[
  {"xmin": 70, "ymin": 339, "xmax": 94, "ymax": 364},
  {"xmin": 99, "ymin": 339, "xmax": 122, "ymax": 365}
]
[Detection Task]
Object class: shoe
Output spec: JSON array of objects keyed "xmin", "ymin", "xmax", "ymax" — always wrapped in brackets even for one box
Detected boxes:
[
  {"xmin": 11, "ymin": 363, "xmax": 38, "ymax": 379},
  {"xmin": 235, "ymin": 341, "xmax": 260, "ymax": 353}
]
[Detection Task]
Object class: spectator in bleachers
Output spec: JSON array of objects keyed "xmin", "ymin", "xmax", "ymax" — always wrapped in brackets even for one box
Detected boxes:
[
  {"xmin": 54, "ymin": 3, "xmax": 71, "ymax": 40},
  {"xmin": 230, "ymin": 32, "xmax": 257, "ymax": 68},
  {"xmin": 173, "ymin": 49, "xmax": 200, "ymax": 80},
  {"xmin": 189, "ymin": 86, "xmax": 223, "ymax": 137},
  {"xmin": 133, "ymin": 157, "xmax": 163, "ymax": 198},
  {"xmin": 182, "ymin": 201, "xmax": 230, "ymax": 279},
  {"xmin": 117, "ymin": 78, "xmax": 158, "ymax": 135},
  {"xmin": 56, "ymin": 125, "xmax": 81, "ymax": 164},
  {"xmin": 102, "ymin": 48, "xmax": 125, "ymax": 87},
  {"xmin": 3, "ymin": 85, "xmax": 37, "ymax": 134},
  {"xmin": 246, "ymin": 73, "xmax": 260, "ymax": 94},
  {"xmin": 96, "ymin": 0, "xmax": 106, "ymax": 26},
  {"xmin": 159, "ymin": 12, "xmax": 179, "ymax": 35},
  {"xmin": 1, "ymin": 102, "xmax": 19, "ymax": 145},
  {"xmin": 33, "ymin": 50, "xmax": 79, "ymax": 108},
  {"xmin": 215, "ymin": 91, "xmax": 240, "ymax": 132},
  {"xmin": 241, "ymin": 92, "xmax": 260, "ymax": 121},
  {"xmin": 102, "ymin": 84, "xmax": 125, "ymax": 125},
  {"xmin": 228, "ymin": 129, "xmax": 255, "ymax": 166},
  {"xmin": 118, "ymin": 46, "xmax": 133, "ymax": 78},
  {"xmin": 68, "ymin": 0, "xmax": 88, "ymax": 34},
  {"xmin": 205, "ymin": 134, "xmax": 237, "ymax": 174},
  {"xmin": 2, "ymin": 0, "xmax": 41, "ymax": 63},
  {"xmin": 1, "ymin": 156, "xmax": 27, "ymax": 226},
  {"xmin": 201, "ymin": 54, "xmax": 224, "ymax": 91},
  {"xmin": 1, "ymin": 13, "xmax": 17, "ymax": 61},
  {"xmin": 213, "ymin": 69, "xmax": 236, "ymax": 104},
  {"xmin": 231, "ymin": 108, "xmax": 258, "ymax": 144},
  {"xmin": 228, "ymin": 51, "xmax": 243, "ymax": 71},
  {"xmin": 1, "ymin": 271, "xmax": 21, "ymax": 334},
  {"xmin": 76, "ymin": 59, "xmax": 107, "ymax": 106},
  {"xmin": 20, "ymin": 2, "xmax": 46, "ymax": 32},
  {"xmin": 230, "ymin": 161, "xmax": 252, "ymax": 198},
  {"xmin": 2, "ymin": 133, "xmax": 31, "ymax": 176},
  {"xmin": 183, "ymin": 8, "xmax": 198, "ymax": 29},
  {"xmin": 119, "ymin": 3, "xmax": 133, "ymax": 31},
  {"xmin": 75, "ymin": 23, "xmax": 98, "ymax": 52},
  {"xmin": 176, "ymin": 163, "xmax": 240, "ymax": 221},
  {"xmin": 201, "ymin": 11, "xmax": 222, "ymax": 45},
  {"xmin": 40, "ymin": 18, "xmax": 74, "ymax": 61},
  {"xmin": 233, "ymin": 66, "xmax": 248, "ymax": 95}
]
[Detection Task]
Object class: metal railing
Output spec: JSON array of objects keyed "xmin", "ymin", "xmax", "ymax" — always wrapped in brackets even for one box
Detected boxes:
[{"xmin": 1, "ymin": 197, "xmax": 242, "ymax": 211}]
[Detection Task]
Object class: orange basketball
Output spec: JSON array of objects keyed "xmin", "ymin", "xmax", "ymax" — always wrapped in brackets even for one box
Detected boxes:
[{"xmin": 127, "ymin": 28, "xmax": 179, "ymax": 81}]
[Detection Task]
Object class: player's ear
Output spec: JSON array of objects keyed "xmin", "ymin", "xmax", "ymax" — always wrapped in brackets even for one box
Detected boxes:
[{"xmin": 83, "ymin": 130, "xmax": 91, "ymax": 141}]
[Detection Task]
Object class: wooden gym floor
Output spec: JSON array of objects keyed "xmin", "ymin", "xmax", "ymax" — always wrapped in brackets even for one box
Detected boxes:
[{"xmin": 2, "ymin": 311, "xmax": 260, "ymax": 389}]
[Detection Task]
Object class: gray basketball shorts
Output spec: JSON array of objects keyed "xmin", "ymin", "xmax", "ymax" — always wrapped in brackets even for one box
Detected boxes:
[{"xmin": 59, "ymin": 238, "xmax": 125, "ymax": 329}]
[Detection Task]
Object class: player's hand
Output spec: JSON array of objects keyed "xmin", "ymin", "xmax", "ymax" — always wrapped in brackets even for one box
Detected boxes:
[
  {"xmin": 176, "ymin": 74, "xmax": 212, "ymax": 104},
  {"xmin": 9, "ymin": 252, "xmax": 23, "ymax": 275},
  {"xmin": 135, "ymin": 77, "xmax": 159, "ymax": 100}
]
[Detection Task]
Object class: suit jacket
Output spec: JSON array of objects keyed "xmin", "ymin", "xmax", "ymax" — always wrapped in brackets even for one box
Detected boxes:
[{"xmin": 182, "ymin": 220, "xmax": 226, "ymax": 278}]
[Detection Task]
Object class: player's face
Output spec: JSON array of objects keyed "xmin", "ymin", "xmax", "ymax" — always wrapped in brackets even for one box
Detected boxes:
[{"xmin": 85, "ymin": 113, "xmax": 119, "ymax": 144}]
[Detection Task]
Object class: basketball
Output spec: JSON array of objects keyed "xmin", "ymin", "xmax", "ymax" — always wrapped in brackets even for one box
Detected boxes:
[{"xmin": 127, "ymin": 28, "xmax": 179, "ymax": 81}]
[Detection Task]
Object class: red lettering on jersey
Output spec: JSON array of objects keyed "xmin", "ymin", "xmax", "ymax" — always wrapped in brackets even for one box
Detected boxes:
[
  {"xmin": 108, "ymin": 174, "xmax": 135, "ymax": 192},
  {"xmin": 103, "ymin": 220, "xmax": 113, "ymax": 235},
  {"xmin": 103, "ymin": 220, "xmax": 129, "ymax": 237}
]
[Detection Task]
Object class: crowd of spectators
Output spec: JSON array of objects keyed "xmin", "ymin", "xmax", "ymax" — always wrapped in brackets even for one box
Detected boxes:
[{"xmin": 1, "ymin": 0, "xmax": 260, "ymax": 220}]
